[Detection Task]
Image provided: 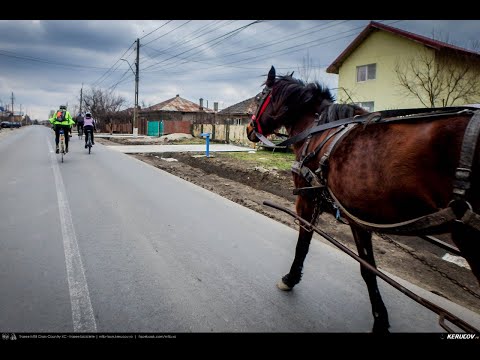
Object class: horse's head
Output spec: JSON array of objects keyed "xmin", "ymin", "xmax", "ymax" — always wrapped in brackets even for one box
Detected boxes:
[
  {"xmin": 246, "ymin": 66, "xmax": 277, "ymax": 142},
  {"xmin": 246, "ymin": 66, "xmax": 335, "ymax": 143}
]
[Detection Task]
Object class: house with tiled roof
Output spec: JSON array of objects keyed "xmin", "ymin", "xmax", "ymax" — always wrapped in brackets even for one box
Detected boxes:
[
  {"xmin": 326, "ymin": 21, "xmax": 480, "ymax": 110},
  {"xmin": 137, "ymin": 94, "xmax": 216, "ymax": 135},
  {"xmin": 218, "ymin": 96, "xmax": 257, "ymax": 125},
  {"xmin": 145, "ymin": 94, "xmax": 215, "ymax": 114}
]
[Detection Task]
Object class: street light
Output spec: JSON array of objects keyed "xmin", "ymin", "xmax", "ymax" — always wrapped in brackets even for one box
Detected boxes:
[{"xmin": 121, "ymin": 58, "xmax": 138, "ymax": 136}]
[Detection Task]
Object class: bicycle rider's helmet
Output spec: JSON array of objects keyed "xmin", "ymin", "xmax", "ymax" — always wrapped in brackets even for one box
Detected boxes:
[
  {"xmin": 59, "ymin": 105, "xmax": 67, "ymax": 110},
  {"xmin": 85, "ymin": 112, "xmax": 92, "ymax": 118}
]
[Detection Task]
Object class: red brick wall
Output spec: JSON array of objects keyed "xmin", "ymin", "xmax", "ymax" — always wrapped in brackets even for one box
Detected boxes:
[{"xmin": 163, "ymin": 120, "xmax": 191, "ymax": 135}]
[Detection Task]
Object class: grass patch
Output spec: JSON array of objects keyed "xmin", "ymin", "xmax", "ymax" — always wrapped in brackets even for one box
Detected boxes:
[{"xmin": 216, "ymin": 149, "xmax": 295, "ymax": 171}]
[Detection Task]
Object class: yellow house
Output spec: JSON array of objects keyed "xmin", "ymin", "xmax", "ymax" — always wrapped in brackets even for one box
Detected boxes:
[{"xmin": 326, "ymin": 21, "xmax": 480, "ymax": 111}]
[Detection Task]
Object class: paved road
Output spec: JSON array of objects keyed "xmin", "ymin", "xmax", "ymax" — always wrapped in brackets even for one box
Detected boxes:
[{"xmin": 1, "ymin": 126, "xmax": 479, "ymax": 334}]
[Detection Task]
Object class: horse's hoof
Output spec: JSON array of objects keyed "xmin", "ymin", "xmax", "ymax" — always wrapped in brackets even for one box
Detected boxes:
[
  {"xmin": 372, "ymin": 324, "xmax": 390, "ymax": 334},
  {"xmin": 276, "ymin": 280, "xmax": 292, "ymax": 291}
]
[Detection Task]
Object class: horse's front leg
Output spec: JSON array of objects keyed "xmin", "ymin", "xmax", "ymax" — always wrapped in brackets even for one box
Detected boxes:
[
  {"xmin": 350, "ymin": 224, "xmax": 390, "ymax": 333},
  {"xmin": 277, "ymin": 194, "xmax": 318, "ymax": 291}
]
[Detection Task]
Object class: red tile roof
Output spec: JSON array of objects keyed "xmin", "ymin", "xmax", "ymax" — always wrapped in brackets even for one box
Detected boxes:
[
  {"xmin": 218, "ymin": 96, "xmax": 258, "ymax": 115},
  {"xmin": 145, "ymin": 95, "xmax": 214, "ymax": 113},
  {"xmin": 326, "ymin": 21, "xmax": 480, "ymax": 74}
]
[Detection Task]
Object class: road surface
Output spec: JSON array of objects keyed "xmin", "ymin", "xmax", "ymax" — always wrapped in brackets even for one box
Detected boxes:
[{"xmin": 1, "ymin": 126, "xmax": 479, "ymax": 334}]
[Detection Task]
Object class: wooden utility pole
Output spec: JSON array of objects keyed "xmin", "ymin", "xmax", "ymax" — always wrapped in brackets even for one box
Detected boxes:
[
  {"xmin": 134, "ymin": 38, "xmax": 139, "ymax": 136},
  {"xmin": 121, "ymin": 38, "xmax": 140, "ymax": 136},
  {"xmin": 80, "ymin": 84, "xmax": 83, "ymax": 114}
]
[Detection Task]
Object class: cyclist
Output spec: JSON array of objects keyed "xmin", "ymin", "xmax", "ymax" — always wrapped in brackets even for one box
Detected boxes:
[
  {"xmin": 76, "ymin": 112, "xmax": 85, "ymax": 137},
  {"xmin": 49, "ymin": 105, "xmax": 75, "ymax": 153},
  {"xmin": 83, "ymin": 111, "xmax": 96, "ymax": 148}
]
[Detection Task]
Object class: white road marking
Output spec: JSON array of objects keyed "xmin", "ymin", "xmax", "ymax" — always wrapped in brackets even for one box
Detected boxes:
[{"xmin": 47, "ymin": 140, "xmax": 97, "ymax": 332}]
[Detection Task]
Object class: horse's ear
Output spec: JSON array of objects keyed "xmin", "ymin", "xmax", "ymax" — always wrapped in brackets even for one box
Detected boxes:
[
  {"xmin": 266, "ymin": 66, "xmax": 276, "ymax": 87},
  {"xmin": 290, "ymin": 71, "xmax": 294, "ymax": 77}
]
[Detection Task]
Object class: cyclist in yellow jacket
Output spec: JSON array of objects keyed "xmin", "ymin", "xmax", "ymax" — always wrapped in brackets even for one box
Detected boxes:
[{"xmin": 49, "ymin": 105, "xmax": 75, "ymax": 153}]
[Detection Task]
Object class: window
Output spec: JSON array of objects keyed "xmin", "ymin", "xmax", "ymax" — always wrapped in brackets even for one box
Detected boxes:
[
  {"xmin": 355, "ymin": 101, "xmax": 374, "ymax": 112},
  {"xmin": 356, "ymin": 64, "xmax": 376, "ymax": 82}
]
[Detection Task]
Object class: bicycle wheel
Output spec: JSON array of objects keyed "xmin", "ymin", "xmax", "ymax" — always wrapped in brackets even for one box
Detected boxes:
[
  {"xmin": 86, "ymin": 132, "xmax": 92, "ymax": 154},
  {"xmin": 60, "ymin": 132, "xmax": 65, "ymax": 162}
]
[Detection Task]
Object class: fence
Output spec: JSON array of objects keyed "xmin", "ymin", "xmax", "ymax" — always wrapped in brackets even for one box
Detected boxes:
[
  {"xmin": 105, "ymin": 123, "xmax": 132, "ymax": 134},
  {"xmin": 192, "ymin": 124, "xmax": 253, "ymax": 146},
  {"xmin": 103, "ymin": 120, "xmax": 268, "ymax": 147}
]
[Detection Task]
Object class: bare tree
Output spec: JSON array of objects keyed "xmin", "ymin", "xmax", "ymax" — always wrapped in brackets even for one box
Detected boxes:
[
  {"xmin": 394, "ymin": 46, "xmax": 480, "ymax": 107},
  {"xmin": 297, "ymin": 50, "xmax": 322, "ymax": 83},
  {"xmin": 81, "ymin": 87, "xmax": 127, "ymax": 129}
]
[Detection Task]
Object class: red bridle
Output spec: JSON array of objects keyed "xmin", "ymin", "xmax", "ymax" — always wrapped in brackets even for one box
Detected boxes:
[{"xmin": 251, "ymin": 90, "xmax": 272, "ymax": 135}]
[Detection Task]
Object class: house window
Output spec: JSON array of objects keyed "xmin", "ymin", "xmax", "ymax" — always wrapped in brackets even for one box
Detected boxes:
[
  {"xmin": 355, "ymin": 101, "xmax": 374, "ymax": 112},
  {"xmin": 356, "ymin": 64, "xmax": 376, "ymax": 82}
]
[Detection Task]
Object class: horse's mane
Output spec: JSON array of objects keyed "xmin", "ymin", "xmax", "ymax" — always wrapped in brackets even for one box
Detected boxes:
[
  {"xmin": 271, "ymin": 75, "xmax": 335, "ymax": 122},
  {"xmin": 319, "ymin": 103, "xmax": 366, "ymax": 125},
  {"xmin": 270, "ymin": 75, "xmax": 368, "ymax": 126}
]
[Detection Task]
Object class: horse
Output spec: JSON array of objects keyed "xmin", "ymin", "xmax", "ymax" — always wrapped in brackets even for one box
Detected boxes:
[{"xmin": 246, "ymin": 66, "xmax": 480, "ymax": 333}]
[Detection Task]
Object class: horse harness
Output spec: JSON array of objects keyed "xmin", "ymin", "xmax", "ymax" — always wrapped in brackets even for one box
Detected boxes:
[{"xmin": 283, "ymin": 106, "xmax": 480, "ymax": 234}]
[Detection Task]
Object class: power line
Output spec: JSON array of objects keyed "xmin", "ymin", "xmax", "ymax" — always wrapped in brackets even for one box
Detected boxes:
[
  {"xmin": 0, "ymin": 49, "xmax": 116, "ymax": 70},
  {"xmin": 141, "ymin": 20, "xmax": 193, "ymax": 47},
  {"xmin": 140, "ymin": 20, "xmax": 234, "ymax": 69},
  {"xmin": 140, "ymin": 20, "xmax": 173, "ymax": 40},
  {"xmin": 143, "ymin": 20, "xmax": 348, "ymax": 73},
  {"xmin": 91, "ymin": 41, "xmax": 137, "ymax": 88},
  {"xmin": 142, "ymin": 20, "xmax": 264, "ymax": 72}
]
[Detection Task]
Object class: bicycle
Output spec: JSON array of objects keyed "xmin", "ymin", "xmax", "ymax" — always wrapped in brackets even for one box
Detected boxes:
[
  {"xmin": 59, "ymin": 128, "xmax": 66, "ymax": 162},
  {"xmin": 85, "ymin": 128, "xmax": 93, "ymax": 154},
  {"xmin": 78, "ymin": 125, "xmax": 83, "ymax": 139}
]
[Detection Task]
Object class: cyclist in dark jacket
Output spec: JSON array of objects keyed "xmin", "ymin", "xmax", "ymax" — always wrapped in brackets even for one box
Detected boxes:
[{"xmin": 76, "ymin": 113, "xmax": 85, "ymax": 137}]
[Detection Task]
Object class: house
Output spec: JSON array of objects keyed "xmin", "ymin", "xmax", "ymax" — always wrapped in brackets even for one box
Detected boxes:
[
  {"xmin": 137, "ymin": 94, "xmax": 215, "ymax": 135},
  {"xmin": 326, "ymin": 21, "xmax": 480, "ymax": 111},
  {"xmin": 217, "ymin": 96, "xmax": 257, "ymax": 125}
]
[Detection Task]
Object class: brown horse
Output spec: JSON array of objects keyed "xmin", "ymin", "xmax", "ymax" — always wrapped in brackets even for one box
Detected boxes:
[{"xmin": 246, "ymin": 66, "xmax": 480, "ymax": 333}]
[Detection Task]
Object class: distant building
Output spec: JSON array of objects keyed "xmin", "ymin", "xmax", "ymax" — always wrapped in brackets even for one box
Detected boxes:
[
  {"xmin": 137, "ymin": 95, "xmax": 215, "ymax": 135},
  {"xmin": 218, "ymin": 96, "xmax": 257, "ymax": 125}
]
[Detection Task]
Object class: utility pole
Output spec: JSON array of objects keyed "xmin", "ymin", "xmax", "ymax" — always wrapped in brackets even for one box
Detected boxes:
[
  {"xmin": 134, "ymin": 38, "xmax": 139, "ymax": 137},
  {"xmin": 121, "ymin": 38, "xmax": 140, "ymax": 136},
  {"xmin": 11, "ymin": 92, "xmax": 15, "ymax": 116},
  {"xmin": 80, "ymin": 84, "xmax": 83, "ymax": 114}
]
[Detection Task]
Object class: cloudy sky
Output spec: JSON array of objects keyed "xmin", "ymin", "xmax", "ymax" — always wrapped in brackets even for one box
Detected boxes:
[{"xmin": 1, "ymin": 19, "xmax": 479, "ymax": 121}]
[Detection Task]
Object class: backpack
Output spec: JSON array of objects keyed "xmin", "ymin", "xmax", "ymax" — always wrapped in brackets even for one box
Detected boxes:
[{"xmin": 56, "ymin": 110, "xmax": 66, "ymax": 122}]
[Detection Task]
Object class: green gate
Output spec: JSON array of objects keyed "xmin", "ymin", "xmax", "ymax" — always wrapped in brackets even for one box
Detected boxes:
[{"xmin": 147, "ymin": 120, "xmax": 164, "ymax": 136}]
